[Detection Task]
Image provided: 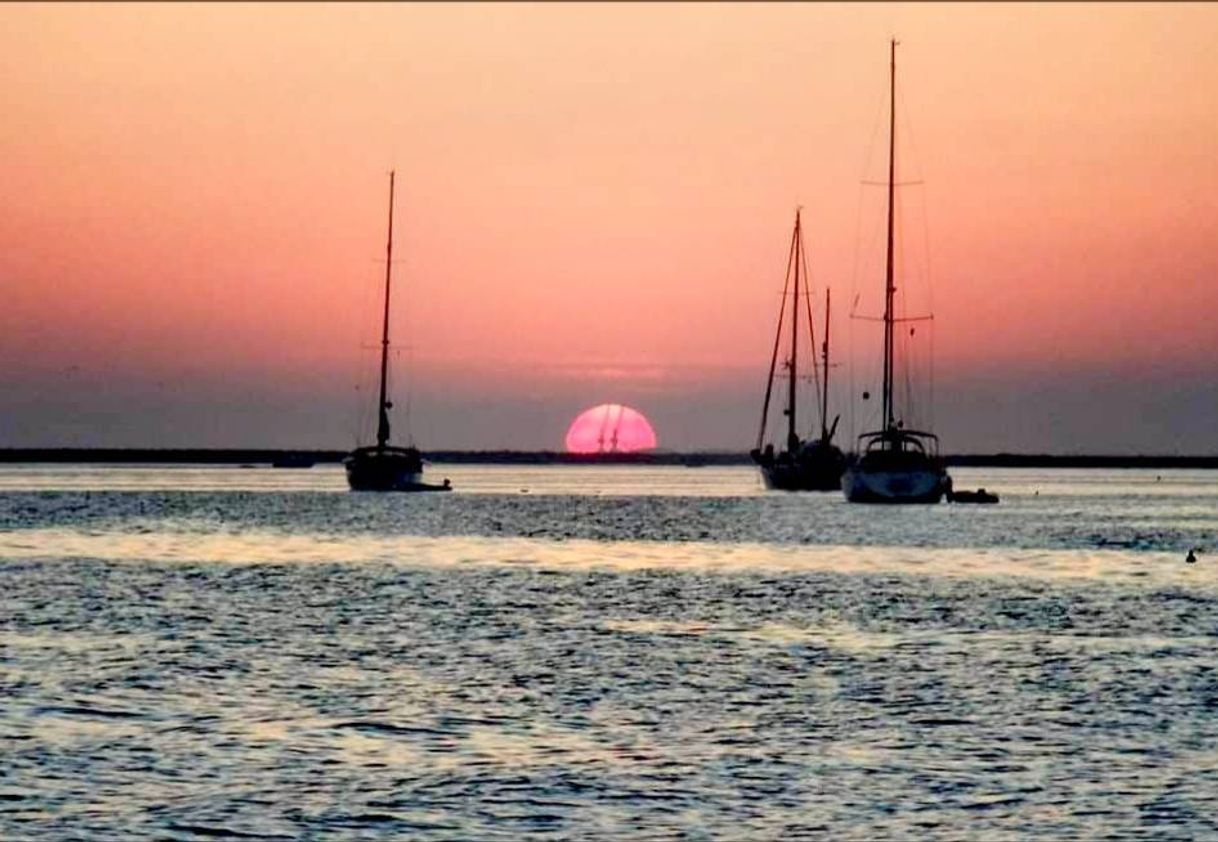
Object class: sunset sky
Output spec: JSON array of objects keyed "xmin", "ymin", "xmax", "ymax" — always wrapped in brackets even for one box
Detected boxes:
[{"xmin": 2, "ymin": 2, "xmax": 1216, "ymax": 453}]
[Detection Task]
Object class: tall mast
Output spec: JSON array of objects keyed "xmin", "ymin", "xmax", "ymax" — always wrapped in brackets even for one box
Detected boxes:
[
  {"xmin": 787, "ymin": 209, "xmax": 801, "ymax": 452},
  {"xmin": 756, "ymin": 225, "xmax": 798, "ymax": 450},
  {"xmin": 376, "ymin": 170, "xmax": 395, "ymax": 450},
  {"xmin": 821, "ymin": 288, "xmax": 831, "ymax": 441},
  {"xmin": 882, "ymin": 39, "xmax": 898, "ymax": 433}
]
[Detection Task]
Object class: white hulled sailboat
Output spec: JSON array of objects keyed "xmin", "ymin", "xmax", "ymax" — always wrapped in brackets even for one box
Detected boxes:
[{"xmin": 842, "ymin": 41, "xmax": 951, "ymax": 504}]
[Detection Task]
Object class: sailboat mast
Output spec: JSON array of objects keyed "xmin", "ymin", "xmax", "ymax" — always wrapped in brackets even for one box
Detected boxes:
[
  {"xmin": 788, "ymin": 210, "xmax": 801, "ymax": 452},
  {"xmin": 821, "ymin": 288, "xmax": 831, "ymax": 441},
  {"xmin": 376, "ymin": 171, "xmax": 395, "ymax": 450},
  {"xmin": 882, "ymin": 39, "xmax": 898, "ymax": 433},
  {"xmin": 756, "ymin": 228, "xmax": 798, "ymax": 451}
]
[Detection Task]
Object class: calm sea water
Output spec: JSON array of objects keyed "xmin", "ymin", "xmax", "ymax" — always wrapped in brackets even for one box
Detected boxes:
[{"xmin": 3, "ymin": 464, "xmax": 1217, "ymax": 840}]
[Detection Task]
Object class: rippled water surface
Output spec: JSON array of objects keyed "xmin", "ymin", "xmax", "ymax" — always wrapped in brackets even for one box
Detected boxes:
[{"xmin": 3, "ymin": 464, "xmax": 1218, "ymax": 840}]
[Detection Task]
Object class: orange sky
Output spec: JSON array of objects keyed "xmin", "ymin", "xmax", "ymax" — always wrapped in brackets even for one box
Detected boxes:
[{"xmin": 2, "ymin": 3, "xmax": 1216, "ymax": 451}]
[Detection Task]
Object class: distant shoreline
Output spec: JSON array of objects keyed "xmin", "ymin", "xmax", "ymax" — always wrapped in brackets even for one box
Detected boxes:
[{"xmin": 1, "ymin": 448, "xmax": 1217, "ymax": 469}]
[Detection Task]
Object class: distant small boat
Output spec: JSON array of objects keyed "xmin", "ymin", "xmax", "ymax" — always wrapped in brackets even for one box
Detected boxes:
[
  {"xmin": 750, "ymin": 209, "xmax": 845, "ymax": 491},
  {"xmin": 842, "ymin": 41, "xmax": 951, "ymax": 505},
  {"xmin": 345, "ymin": 171, "xmax": 451, "ymax": 493},
  {"xmin": 947, "ymin": 487, "xmax": 999, "ymax": 504}
]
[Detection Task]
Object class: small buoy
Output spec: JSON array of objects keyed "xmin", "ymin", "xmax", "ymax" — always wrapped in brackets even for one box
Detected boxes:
[{"xmin": 1186, "ymin": 549, "xmax": 1197, "ymax": 564}]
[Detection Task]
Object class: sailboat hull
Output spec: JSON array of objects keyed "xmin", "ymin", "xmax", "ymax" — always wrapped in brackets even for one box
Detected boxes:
[
  {"xmin": 753, "ymin": 443, "xmax": 846, "ymax": 491},
  {"xmin": 344, "ymin": 447, "xmax": 450, "ymax": 493},
  {"xmin": 760, "ymin": 465, "xmax": 842, "ymax": 491},
  {"xmin": 842, "ymin": 461, "xmax": 947, "ymax": 504}
]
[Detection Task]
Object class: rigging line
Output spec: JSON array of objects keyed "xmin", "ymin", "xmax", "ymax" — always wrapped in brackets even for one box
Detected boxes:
[
  {"xmin": 930, "ymin": 305, "xmax": 936, "ymax": 437},
  {"xmin": 917, "ymin": 156, "xmax": 938, "ymax": 439},
  {"xmin": 850, "ymin": 188, "xmax": 889, "ymax": 442},
  {"xmin": 860, "ymin": 72, "xmax": 888, "ymax": 197},
  {"xmin": 897, "ymin": 80, "xmax": 925, "ymax": 193},
  {"xmin": 396, "ymin": 210, "xmax": 410, "ymax": 447},
  {"xmin": 850, "ymin": 108, "xmax": 892, "ymax": 319},
  {"xmin": 352, "ymin": 274, "xmax": 382, "ymax": 448},
  {"xmin": 851, "ymin": 207, "xmax": 891, "ymax": 441},
  {"xmin": 848, "ymin": 232, "xmax": 856, "ymax": 448},
  {"xmin": 400, "ymin": 278, "xmax": 415, "ymax": 447},
  {"xmin": 895, "ymin": 75, "xmax": 938, "ymax": 436},
  {"xmin": 756, "ymin": 218, "xmax": 798, "ymax": 450},
  {"xmin": 402, "ymin": 344, "xmax": 414, "ymax": 447},
  {"xmin": 799, "ymin": 224, "xmax": 822, "ymax": 437},
  {"xmin": 351, "ymin": 380, "xmax": 366, "ymax": 448},
  {"xmin": 849, "ymin": 64, "xmax": 890, "ymax": 314},
  {"xmin": 822, "ymin": 288, "xmax": 833, "ymax": 442},
  {"xmin": 351, "ymin": 241, "xmax": 382, "ymax": 447},
  {"xmin": 847, "ymin": 185, "xmax": 878, "ymax": 449},
  {"xmin": 900, "ymin": 240, "xmax": 914, "ymax": 428},
  {"xmin": 394, "ymin": 192, "xmax": 418, "ymax": 448},
  {"xmin": 849, "ymin": 68, "xmax": 892, "ymax": 448}
]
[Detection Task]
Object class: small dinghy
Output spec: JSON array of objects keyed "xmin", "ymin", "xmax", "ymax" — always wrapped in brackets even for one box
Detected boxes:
[{"xmin": 947, "ymin": 487, "xmax": 999, "ymax": 504}]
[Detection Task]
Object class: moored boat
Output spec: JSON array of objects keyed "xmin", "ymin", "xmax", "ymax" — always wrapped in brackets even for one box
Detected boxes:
[
  {"xmin": 345, "ymin": 171, "xmax": 451, "ymax": 493},
  {"xmin": 947, "ymin": 487, "xmax": 999, "ymax": 504},
  {"xmin": 346, "ymin": 444, "xmax": 449, "ymax": 492},
  {"xmin": 843, "ymin": 41, "xmax": 950, "ymax": 504},
  {"xmin": 750, "ymin": 209, "xmax": 845, "ymax": 491}
]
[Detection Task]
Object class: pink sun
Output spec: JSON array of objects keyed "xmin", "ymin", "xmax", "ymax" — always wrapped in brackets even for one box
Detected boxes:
[{"xmin": 564, "ymin": 404, "xmax": 658, "ymax": 454}]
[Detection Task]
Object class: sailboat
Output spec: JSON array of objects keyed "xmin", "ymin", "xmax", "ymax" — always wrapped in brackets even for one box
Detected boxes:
[
  {"xmin": 345, "ymin": 171, "xmax": 451, "ymax": 493},
  {"xmin": 750, "ymin": 209, "xmax": 846, "ymax": 491},
  {"xmin": 842, "ymin": 41, "xmax": 951, "ymax": 504}
]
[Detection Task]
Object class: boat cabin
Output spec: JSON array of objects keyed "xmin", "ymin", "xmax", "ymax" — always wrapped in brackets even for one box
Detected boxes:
[{"xmin": 855, "ymin": 427, "xmax": 940, "ymax": 468}]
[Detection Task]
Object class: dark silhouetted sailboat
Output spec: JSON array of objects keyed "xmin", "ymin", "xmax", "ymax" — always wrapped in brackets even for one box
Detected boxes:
[
  {"xmin": 750, "ymin": 209, "xmax": 846, "ymax": 491},
  {"xmin": 842, "ymin": 41, "xmax": 950, "ymax": 504},
  {"xmin": 346, "ymin": 171, "xmax": 451, "ymax": 493}
]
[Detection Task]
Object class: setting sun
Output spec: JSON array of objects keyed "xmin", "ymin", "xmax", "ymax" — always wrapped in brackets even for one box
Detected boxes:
[{"xmin": 564, "ymin": 404, "xmax": 657, "ymax": 454}]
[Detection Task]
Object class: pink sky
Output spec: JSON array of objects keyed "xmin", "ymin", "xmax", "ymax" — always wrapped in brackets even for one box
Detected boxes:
[{"xmin": 1, "ymin": 3, "xmax": 1216, "ymax": 452}]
